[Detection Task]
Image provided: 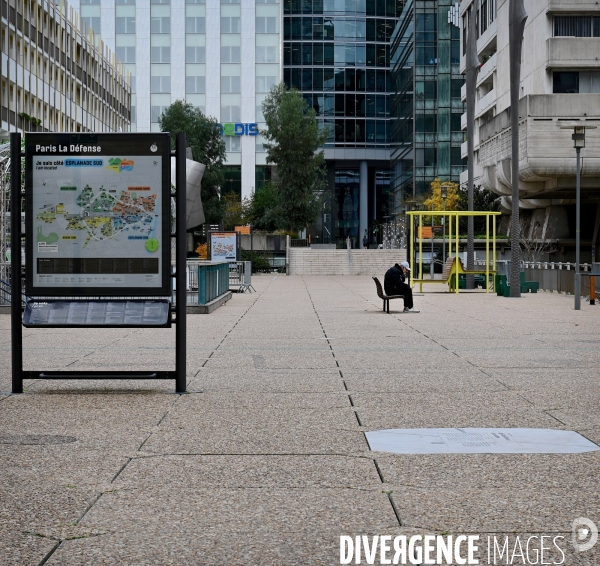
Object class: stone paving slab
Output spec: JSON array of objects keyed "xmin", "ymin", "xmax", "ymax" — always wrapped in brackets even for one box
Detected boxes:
[
  {"xmin": 388, "ymin": 484, "xmax": 600, "ymax": 533},
  {"xmin": 115, "ymin": 454, "xmax": 381, "ymax": 488},
  {"xmin": 356, "ymin": 395, "xmax": 564, "ymax": 430},
  {"xmin": 374, "ymin": 452, "xmax": 600, "ymax": 490},
  {"xmin": 2, "ymin": 275, "xmax": 600, "ymax": 564},
  {"xmin": 342, "ymin": 373, "xmax": 506, "ymax": 392},
  {"xmin": 546, "ymin": 408, "xmax": 600, "ymax": 430},
  {"xmin": 192, "ymin": 368, "xmax": 344, "ymax": 392},
  {"xmin": 45, "ymin": 489, "xmax": 398, "ymax": 566},
  {"xmin": 1, "ymin": 532, "xmax": 58, "ymax": 566},
  {"xmin": 203, "ymin": 351, "xmax": 340, "ymax": 370},
  {"xmin": 142, "ymin": 407, "xmax": 368, "ymax": 455}
]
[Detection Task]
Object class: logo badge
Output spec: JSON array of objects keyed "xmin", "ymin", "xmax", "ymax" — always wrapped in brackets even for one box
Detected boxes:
[{"xmin": 572, "ymin": 518, "xmax": 598, "ymax": 552}]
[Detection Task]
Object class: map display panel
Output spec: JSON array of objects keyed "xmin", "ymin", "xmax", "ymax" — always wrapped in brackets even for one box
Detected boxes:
[
  {"xmin": 26, "ymin": 134, "xmax": 170, "ymax": 296},
  {"xmin": 23, "ymin": 300, "xmax": 171, "ymax": 327}
]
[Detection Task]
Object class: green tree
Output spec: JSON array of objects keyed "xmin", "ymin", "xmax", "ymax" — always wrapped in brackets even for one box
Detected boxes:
[
  {"xmin": 222, "ymin": 193, "xmax": 250, "ymax": 230},
  {"xmin": 261, "ymin": 83, "xmax": 328, "ymax": 231},
  {"xmin": 458, "ymin": 184, "xmax": 500, "ymax": 233},
  {"xmin": 159, "ymin": 100, "xmax": 226, "ymax": 225},
  {"xmin": 246, "ymin": 182, "xmax": 281, "ymax": 232}
]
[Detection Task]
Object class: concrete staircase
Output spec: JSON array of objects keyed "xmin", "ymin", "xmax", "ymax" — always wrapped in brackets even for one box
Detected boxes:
[{"xmin": 288, "ymin": 248, "xmax": 407, "ymax": 276}]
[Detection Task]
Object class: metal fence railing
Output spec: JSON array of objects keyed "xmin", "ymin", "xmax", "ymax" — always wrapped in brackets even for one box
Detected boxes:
[
  {"xmin": 197, "ymin": 262, "xmax": 230, "ymax": 305},
  {"xmin": 0, "ymin": 259, "xmax": 255, "ymax": 307},
  {"xmin": 228, "ymin": 261, "xmax": 254, "ymax": 292},
  {"xmin": 0, "ymin": 262, "xmax": 27, "ymax": 306},
  {"xmin": 289, "ymin": 239, "xmax": 309, "ymax": 248},
  {"xmin": 492, "ymin": 260, "xmax": 599, "ymax": 297}
]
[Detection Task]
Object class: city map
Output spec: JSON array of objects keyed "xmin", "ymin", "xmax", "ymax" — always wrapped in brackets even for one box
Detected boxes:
[{"xmin": 31, "ymin": 155, "xmax": 164, "ymax": 289}]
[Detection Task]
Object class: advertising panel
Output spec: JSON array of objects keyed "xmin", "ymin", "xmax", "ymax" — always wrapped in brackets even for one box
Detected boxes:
[
  {"xmin": 210, "ymin": 232, "xmax": 238, "ymax": 262},
  {"xmin": 25, "ymin": 133, "xmax": 171, "ymax": 296}
]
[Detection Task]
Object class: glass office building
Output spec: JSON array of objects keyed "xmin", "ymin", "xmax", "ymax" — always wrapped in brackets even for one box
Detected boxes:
[
  {"xmin": 390, "ymin": 0, "xmax": 464, "ymax": 211},
  {"xmin": 283, "ymin": 0, "xmax": 404, "ymax": 246},
  {"xmin": 72, "ymin": 0, "xmax": 281, "ymax": 201}
]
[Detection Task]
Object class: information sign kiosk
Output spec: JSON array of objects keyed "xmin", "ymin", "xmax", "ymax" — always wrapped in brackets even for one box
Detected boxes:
[{"xmin": 11, "ymin": 132, "xmax": 189, "ymax": 393}]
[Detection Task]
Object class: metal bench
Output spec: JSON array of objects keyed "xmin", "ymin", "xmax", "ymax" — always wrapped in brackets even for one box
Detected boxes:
[{"xmin": 372, "ymin": 276, "xmax": 404, "ymax": 313}]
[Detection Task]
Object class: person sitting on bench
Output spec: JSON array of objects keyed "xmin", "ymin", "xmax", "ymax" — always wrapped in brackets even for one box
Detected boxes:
[{"xmin": 384, "ymin": 261, "xmax": 419, "ymax": 313}]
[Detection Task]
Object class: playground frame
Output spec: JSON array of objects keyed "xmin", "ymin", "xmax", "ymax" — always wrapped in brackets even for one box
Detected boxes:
[{"xmin": 406, "ymin": 211, "xmax": 502, "ymax": 293}]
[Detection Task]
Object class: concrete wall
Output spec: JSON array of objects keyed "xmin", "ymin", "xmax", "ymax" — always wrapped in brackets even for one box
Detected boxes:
[{"xmin": 239, "ymin": 234, "xmax": 286, "ymax": 251}]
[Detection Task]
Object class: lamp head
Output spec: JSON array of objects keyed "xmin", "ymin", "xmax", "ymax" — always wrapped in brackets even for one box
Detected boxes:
[
  {"xmin": 573, "ymin": 126, "xmax": 585, "ymax": 149},
  {"xmin": 441, "ymin": 186, "xmax": 448, "ymax": 199}
]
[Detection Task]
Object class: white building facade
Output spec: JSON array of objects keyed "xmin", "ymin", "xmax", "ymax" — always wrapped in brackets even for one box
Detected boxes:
[
  {"xmin": 72, "ymin": 0, "xmax": 282, "ymax": 200},
  {"xmin": 459, "ymin": 0, "xmax": 600, "ymax": 237},
  {"xmin": 1, "ymin": 0, "xmax": 131, "ymax": 136}
]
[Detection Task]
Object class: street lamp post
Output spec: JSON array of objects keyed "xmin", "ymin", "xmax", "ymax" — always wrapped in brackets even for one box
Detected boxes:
[{"xmin": 561, "ymin": 124, "xmax": 596, "ymax": 310}]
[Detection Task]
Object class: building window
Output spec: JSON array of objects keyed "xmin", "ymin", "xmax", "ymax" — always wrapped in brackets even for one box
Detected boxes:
[
  {"xmin": 451, "ymin": 79, "xmax": 463, "ymax": 99},
  {"xmin": 151, "ymin": 0, "xmax": 170, "ymax": 3},
  {"xmin": 553, "ymin": 72, "xmax": 579, "ymax": 93},
  {"xmin": 256, "ymin": 75, "xmax": 277, "ymax": 92},
  {"xmin": 415, "ymin": 148, "xmax": 437, "ymax": 167},
  {"xmin": 115, "ymin": 0, "xmax": 136, "ymax": 4},
  {"xmin": 186, "ymin": 76, "xmax": 206, "ymax": 93},
  {"xmin": 415, "ymin": 81, "xmax": 437, "ymax": 99},
  {"xmin": 451, "ymin": 146, "xmax": 466, "ymax": 166},
  {"xmin": 151, "ymin": 105, "xmax": 168, "ymax": 122},
  {"xmin": 186, "ymin": 17, "xmax": 205, "ymax": 33},
  {"xmin": 151, "ymin": 75, "xmax": 171, "ymax": 92},
  {"xmin": 221, "ymin": 75, "xmax": 241, "ymax": 93},
  {"xmin": 151, "ymin": 17, "xmax": 171, "ymax": 33},
  {"xmin": 221, "ymin": 17, "xmax": 241, "ymax": 33},
  {"xmin": 221, "ymin": 105, "xmax": 240, "ymax": 121},
  {"xmin": 221, "ymin": 46, "xmax": 241, "ymax": 63},
  {"xmin": 554, "ymin": 16, "xmax": 600, "ymax": 37},
  {"xmin": 116, "ymin": 46, "xmax": 136, "ymax": 63},
  {"xmin": 151, "ymin": 46, "xmax": 170, "ymax": 63},
  {"xmin": 82, "ymin": 17, "xmax": 101, "ymax": 33},
  {"xmin": 256, "ymin": 45, "xmax": 277, "ymax": 63},
  {"xmin": 224, "ymin": 136, "xmax": 241, "ymax": 152},
  {"xmin": 415, "ymin": 114, "xmax": 437, "ymax": 133},
  {"xmin": 553, "ymin": 71, "xmax": 600, "ymax": 93},
  {"xmin": 186, "ymin": 46, "xmax": 206, "ymax": 63},
  {"xmin": 116, "ymin": 17, "xmax": 136, "ymax": 34},
  {"xmin": 256, "ymin": 16, "xmax": 277, "ymax": 33},
  {"xmin": 451, "ymin": 113, "xmax": 462, "ymax": 131}
]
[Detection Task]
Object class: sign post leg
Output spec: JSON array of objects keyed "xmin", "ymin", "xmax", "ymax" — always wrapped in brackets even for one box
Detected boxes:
[
  {"xmin": 175, "ymin": 133, "xmax": 187, "ymax": 393},
  {"xmin": 11, "ymin": 133, "xmax": 23, "ymax": 394}
]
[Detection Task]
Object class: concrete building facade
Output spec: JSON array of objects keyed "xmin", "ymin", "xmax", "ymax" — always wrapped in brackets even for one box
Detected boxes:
[
  {"xmin": 72, "ymin": 0, "xmax": 281, "ymax": 201},
  {"xmin": 459, "ymin": 0, "xmax": 600, "ymax": 251},
  {"xmin": 0, "ymin": 0, "xmax": 131, "ymax": 136}
]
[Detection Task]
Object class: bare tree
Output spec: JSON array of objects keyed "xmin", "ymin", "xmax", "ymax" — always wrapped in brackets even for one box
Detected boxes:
[{"xmin": 519, "ymin": 216, "xmax": 558, "ymax": 263}]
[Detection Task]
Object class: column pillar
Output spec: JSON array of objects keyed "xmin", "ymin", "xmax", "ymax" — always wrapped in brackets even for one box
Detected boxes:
[{"xmin": 359, "ymin": 160, "xmax": 368, "ymax": 248}]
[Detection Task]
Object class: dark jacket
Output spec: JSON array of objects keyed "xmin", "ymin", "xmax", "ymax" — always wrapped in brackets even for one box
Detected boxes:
[{"xmin": 384, "ymin": 263, "xmax": 405, "ymax": 295}]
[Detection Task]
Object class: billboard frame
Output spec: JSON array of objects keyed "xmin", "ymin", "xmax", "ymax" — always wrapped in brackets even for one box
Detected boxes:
[
  {"xmin": 209, "ymin": 230, "xmax": 239, "ymax": 262},
  {"xmin": 11, "ymin": 132, "xmax": 189, "ymax": 394}
]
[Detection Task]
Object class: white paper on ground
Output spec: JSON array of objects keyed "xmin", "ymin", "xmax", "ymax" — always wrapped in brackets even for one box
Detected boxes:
[{"xmin": 365, "ymin": 428, "xmax": 600, "ymax": 454}]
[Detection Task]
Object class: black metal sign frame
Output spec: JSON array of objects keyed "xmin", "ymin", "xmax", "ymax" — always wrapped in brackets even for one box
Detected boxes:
[
  {"xmin": 24, "ymin": 133, "xmax": 171, "ymax": 297},
  {"xmin": 11, "ymin": 132, "xmax": 188, "ymax": 393}
]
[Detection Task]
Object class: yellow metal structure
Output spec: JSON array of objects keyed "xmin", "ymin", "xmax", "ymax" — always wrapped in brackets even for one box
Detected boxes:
[{"xmin": 406, "ymin": 211, "xmax": 502, "ymax": 293}]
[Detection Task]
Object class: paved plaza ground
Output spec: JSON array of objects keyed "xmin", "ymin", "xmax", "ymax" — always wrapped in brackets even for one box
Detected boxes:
[{"xmin": 1, "ymin": 275, "xmax": 600, "ymax": 565}]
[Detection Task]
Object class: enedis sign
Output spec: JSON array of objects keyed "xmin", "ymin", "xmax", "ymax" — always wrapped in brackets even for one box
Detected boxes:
[{"xmin": 218, "ymin": 123, "xmax": 259, "ymax": 136}]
